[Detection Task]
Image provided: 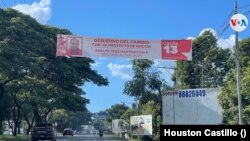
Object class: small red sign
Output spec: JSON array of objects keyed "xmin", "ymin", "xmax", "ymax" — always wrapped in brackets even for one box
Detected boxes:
[{"xmin": 161, "ymin": 40, "xmax": 192, "ymax": 60}]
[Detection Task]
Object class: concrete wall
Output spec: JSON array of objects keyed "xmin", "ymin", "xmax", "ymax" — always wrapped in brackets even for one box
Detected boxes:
[{"xmin": 162, "ymin": 87, "xmax": 222, "ymax": 125}]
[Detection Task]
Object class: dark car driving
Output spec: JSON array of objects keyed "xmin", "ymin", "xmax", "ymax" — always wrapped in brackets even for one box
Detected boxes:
[
  {"xmin": 31, "ymin": 123, "xmax": 56, "ymax": 141},
  {"xmin": 63, "ymin": 128, "xmax": 74, "ymax": 136}
]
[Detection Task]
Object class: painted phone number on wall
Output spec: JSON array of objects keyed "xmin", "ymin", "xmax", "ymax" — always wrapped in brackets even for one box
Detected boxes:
[
  {"xmin": 163, "ymin": 89, "xmax": 206, "ymax": 98},
  {"xmin": 178, "ymin": 89, "xmax": 206, "ymax": 98}
]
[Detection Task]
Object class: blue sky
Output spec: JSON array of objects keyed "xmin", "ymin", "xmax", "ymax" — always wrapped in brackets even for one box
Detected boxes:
[{"xmin": 1, "ymin": 0, "xmax": 249, "ymax": 113}]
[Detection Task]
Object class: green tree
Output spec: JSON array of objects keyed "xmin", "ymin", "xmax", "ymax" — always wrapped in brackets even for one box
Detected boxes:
[
  {"xmin": 50, "ymin": 109, "xmax": 91, "ymax": 132},
  {"xmin": 123, "ymin": 59, "xmax": 171, "ymax": 140},
  {"xmin": 123, "ymin": 59, "xmax": 165, "ymax": 106},
  {"xmin": 124, "ymin": 59, "xmax": 154, "ymax": 99},
  {"xmin": 177, "ymin": 30, "xmax": 231, "ymax": 88},
  {"xmin": 202, "ymin": 47, "xmax": 231, "ymax": 87},
  {"xmin": 219, "ymin": 38, "xmax": 250, "ymax": 124},
  {"xmin": 0, "ymin": 8, "xmax": 109, "ymax": 134},
  {"xmin": 0, "ymin": 8, "xmax": 108, "ymax": 100},
  {"xmin": 141, "ymin": 100, "xmax": 161, "ymax": 141},
  {"xmin": 106, "ymin": 104, "xmax": 129, "ymax": 119},
  {"xmin": 49, "ymin": 109, "xmax": 70, "ymax": 131},
  {"xmin": 121, "ymin": 108, "xmax": 134, "ymax": 123},
  {"xmin": 0, "ymin": 92, "xmax": 11, "ymax": 134}
]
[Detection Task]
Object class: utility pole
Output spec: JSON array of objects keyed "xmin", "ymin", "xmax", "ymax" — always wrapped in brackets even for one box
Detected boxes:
[
  {"xmin": 173, "ymin": 67, "xmax": 177, "ymax": 124},
  {"xmin": 158, "ymin": 65, "xmax": 177, "ymax": 124},
  {"xmin": 201, "ymin": 61, "xmax": 204, "ymax": 88},
  {"xmin": 234, "ymin": 0, "xmax": 243, "ymax": 125}
]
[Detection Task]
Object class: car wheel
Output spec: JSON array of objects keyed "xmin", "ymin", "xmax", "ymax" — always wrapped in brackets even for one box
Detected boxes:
[{"xmin": 31, "ymin": 138, "xmax": 37, "ymax": 141}]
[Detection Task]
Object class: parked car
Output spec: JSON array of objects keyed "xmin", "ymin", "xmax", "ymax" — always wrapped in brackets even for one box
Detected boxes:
[
  {"xmin": 31, "ymin": 123, "xmax": 56, "ymax": 141},
  {"xmin": 63, "ymin": 128, "xmax": 74, "ymax": 136}
]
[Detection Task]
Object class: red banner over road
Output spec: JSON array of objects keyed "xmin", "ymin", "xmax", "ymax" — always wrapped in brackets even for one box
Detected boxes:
[{"xmin": 56, "ymin": 34, "xmax": 192, "ymax": 61}]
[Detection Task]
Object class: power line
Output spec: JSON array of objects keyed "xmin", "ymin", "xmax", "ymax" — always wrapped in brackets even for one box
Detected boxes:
[
  {"xmin": 217, "ymin": 15, "xmax": 233, "ymax": 38},
  {"xmin": 239, "ymin": 3, "xmax": 250, "ymax": 11},
  {"xmin": 192, "ymin": 26, "xmax": 231, "ymax": 60},
  {"xmin": 191, "ymin": 5, "xmax": 249, "ymax": 63},
  {"xmin": 188, "ymin": 9, "xmax": 234, "ymax": 61},
  {"xmin": 192, "ymin": 7, "xmax": 249, "ymax": 60},
  {"xmin": 243, "ymin": 10, "xmax": 250, "ymax": 15},
  {"xmin": 217, "ymin": 11, "xmax": 234, "ymax": 37},
  {"xmin": 173, "ymin": 8, "xmax": 238, "ymax": 88},
  {"xmin": 188, "ymin": 2, "xmax": 248, "ymax": 90},
  {"xmin": 190, "ymin": 3, "xmax": 250, "ymax": 60}
]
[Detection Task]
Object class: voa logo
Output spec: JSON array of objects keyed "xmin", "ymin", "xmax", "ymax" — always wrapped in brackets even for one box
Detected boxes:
[{"xmin": 230, "ymin": 13, "xmax": 248, "ymax": 32}]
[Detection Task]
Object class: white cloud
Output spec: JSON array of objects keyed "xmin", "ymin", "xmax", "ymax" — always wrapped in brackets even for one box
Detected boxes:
[
  {"xmin": 12, "ymin": 0, "xmax": 52, "ymax": 24},
  {"xmin": 186, "ymin": 36, "xmax": 195, "ymax": 40},
  {"xmin": 107, "ymin": 63, "xmax": 132, "ymax": 80},
  {"xmin": 198, "ymin": 28, "xmax": 235, "ymax": 49},
  {"xmin": 199, "ymin": 28, "xmax": 218, "ymax": 37},
  {"xmin": 218, "ymin": 34, "xmax": 235, "ymax": 49}
]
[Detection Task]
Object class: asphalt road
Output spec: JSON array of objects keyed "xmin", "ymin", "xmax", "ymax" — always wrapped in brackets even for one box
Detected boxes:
[{"xmin": 56, "ymin": 134, "xmax": 125, "ymax": 141}]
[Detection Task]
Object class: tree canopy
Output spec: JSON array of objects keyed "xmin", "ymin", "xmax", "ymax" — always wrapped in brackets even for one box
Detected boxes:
[
  {"xmin": 219, "ymin": 37, "xmax": 250, "ymax": 124},
  {"xmin": 106, "ymin": 104, "xmax": 130, "ymax": 120},
  {"xmin": 177, "ymin": 30, "xmax": 231, "ymax": 88},
  {"xmin": 0, "ymin": 8, "xmax": 109, "ymax": 134}
]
